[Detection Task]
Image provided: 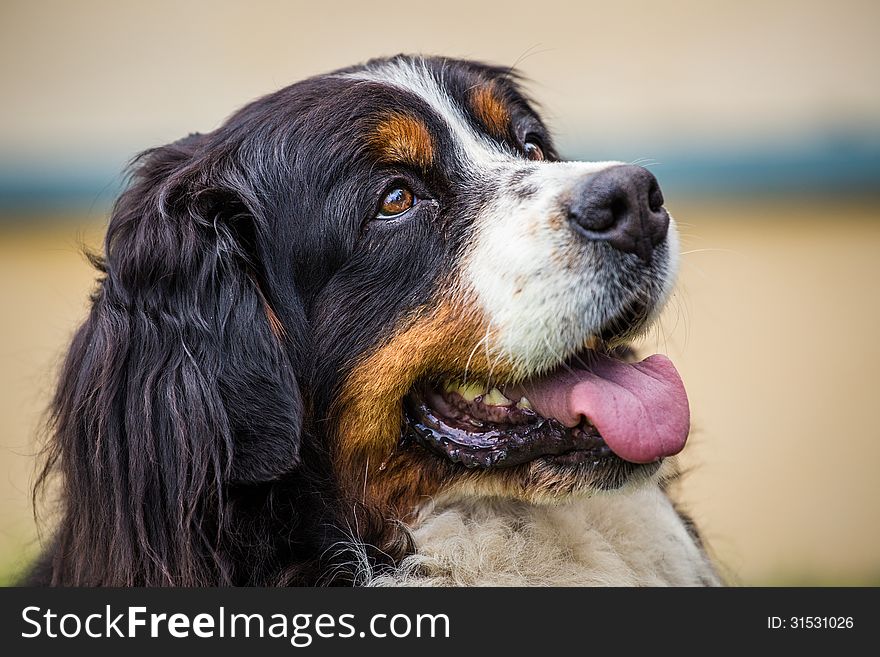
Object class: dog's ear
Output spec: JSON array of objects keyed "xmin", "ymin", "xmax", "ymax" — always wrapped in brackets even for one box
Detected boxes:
[
  {"xmin": 106, "ymin": 134, "xmax": 304, "ymax": 483},
  {"xmin": 43, "ymin": 134, "xmax": 304, "ymax": 583}
]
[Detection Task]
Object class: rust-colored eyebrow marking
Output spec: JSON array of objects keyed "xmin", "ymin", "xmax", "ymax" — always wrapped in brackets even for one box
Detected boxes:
[
  {"xmin": 471, "ymin": 83, "xmax": 511, "ymax": 138},
  {"xmin": 369, "ymin": 113, "xmax": 435, "ymax": 169}
]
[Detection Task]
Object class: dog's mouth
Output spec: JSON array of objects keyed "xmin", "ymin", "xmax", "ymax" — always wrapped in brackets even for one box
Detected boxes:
[{"xmin": 404, "ymin": 349, "xmax": 690, "ymax": 470}]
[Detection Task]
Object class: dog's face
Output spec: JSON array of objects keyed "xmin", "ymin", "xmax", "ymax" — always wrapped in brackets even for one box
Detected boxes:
[
  {"xmin": 249, "ymin": 56, "xmax": 687, "ymax": 516},
  {"xmin": 109, "ymin": 55, "xmax": 685, "ymax": 517}
]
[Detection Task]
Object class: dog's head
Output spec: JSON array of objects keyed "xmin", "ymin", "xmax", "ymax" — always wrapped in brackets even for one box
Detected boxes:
[
  {"xmin": 49, "ymin": 55, "xmax": 688, "ymax": 583},
  {"xmin": 299, "ymin": 56, "xmax": 686, "ymax": 514}
]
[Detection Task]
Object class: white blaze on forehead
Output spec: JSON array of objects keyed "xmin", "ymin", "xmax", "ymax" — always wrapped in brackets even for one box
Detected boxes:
[{"xmin": 341, "ymin": 58, "xmax": 506, "ymax": 169}]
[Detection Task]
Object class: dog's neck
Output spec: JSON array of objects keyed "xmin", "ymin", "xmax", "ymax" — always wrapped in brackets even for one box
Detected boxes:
[{"xmin": 367, "ymin": 485, "xmax": 720, "ymax": 586}]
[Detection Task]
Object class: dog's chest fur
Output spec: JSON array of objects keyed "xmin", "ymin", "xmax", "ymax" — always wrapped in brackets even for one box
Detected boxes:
[{"xmin": 369, "ymin": 487, "xmax": 720, "ymax": 586}]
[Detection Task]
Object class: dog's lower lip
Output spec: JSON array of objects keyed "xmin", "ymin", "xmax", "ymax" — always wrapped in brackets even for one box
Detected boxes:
[{"xmin": 403, "ymin": 390, "xmax": 620, "ymax": 469}]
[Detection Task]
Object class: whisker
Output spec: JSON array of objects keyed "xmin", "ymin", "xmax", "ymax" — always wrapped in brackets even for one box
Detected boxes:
[
  {"xmin": 463, "ymin": 322, "xmax": 492, "ymax": 385},
  {"xmin": 680, "ymin": 247, "xmax": 740, "ymax": 256}
]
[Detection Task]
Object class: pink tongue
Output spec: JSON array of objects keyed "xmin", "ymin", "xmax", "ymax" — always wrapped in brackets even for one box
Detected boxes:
[{"xmin": 504, "ymin": 353, "xmax": 690, "ymax": 463}]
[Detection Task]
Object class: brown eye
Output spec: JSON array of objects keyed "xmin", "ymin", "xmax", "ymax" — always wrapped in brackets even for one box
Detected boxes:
[
  {"xmin": 524, "ymin": 140, "xmax": 545, "ymax": 161},
  {"xmin": 377, "ymin": 186, "xmax": 415, "ymax": 217}
]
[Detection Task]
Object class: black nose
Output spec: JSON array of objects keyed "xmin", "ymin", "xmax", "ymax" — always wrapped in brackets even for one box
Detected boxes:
[{"xmin": 566, "ymin": 165, "xmax": 670, "ymax": 262}]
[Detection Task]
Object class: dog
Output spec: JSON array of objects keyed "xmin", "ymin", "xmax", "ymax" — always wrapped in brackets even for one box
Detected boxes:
[{"xmin": 27, "ymin": 55, "xmax": 720, "ymax": 586}]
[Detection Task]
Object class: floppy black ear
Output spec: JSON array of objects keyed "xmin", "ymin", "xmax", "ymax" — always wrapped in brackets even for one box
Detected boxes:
[
  {"xmin": 106, "ymin": 135, "xmax": 303, "ymax": 482},
  {"xmin": 42, "ymin": 135, "xmax": 303, "ymax": 584}
]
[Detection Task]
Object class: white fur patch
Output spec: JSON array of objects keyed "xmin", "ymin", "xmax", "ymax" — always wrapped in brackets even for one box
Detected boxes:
[
  {"xmin": 368, "ymin": 486, "xmax": 720, "ymax": 587},
  {"xmin": 462, "ymin": 161, "xmax": 650, "ymax": 376}
]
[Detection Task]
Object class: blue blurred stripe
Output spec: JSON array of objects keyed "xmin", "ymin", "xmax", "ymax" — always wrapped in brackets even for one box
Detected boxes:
[
  {"xmin": 1, "ymin": 135, "xmax": 878, "ymax": 221},
  {"xmin": 569, "ymin": 135, "xmax": 880, "ymax": 198}
]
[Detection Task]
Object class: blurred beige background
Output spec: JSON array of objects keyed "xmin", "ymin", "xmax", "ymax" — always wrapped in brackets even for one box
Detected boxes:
[{"xmin": 1, "ymin": 0, "xmax": 879, "ymax": 584}]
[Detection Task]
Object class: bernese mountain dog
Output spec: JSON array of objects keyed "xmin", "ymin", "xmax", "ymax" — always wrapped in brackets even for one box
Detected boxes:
[{"xmin": 27, "ymin": 55, "xmax": 720, "ymax": 586}]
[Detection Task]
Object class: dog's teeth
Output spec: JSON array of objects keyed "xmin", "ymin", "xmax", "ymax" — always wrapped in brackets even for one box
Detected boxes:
[
  {"xmin": 482, "ymin": 388, "xmax": 512, "ymax": 407},
  {"xmin": 516, "ymin": 397, "xmax": 533, "ymax": 410},
  {"xmin": 457, "ymin": 382, "xmax": 487, "ymax": 402},
  {"xmin": 444, "ymin": 380, "xmax": 508, "ymax": 403}
]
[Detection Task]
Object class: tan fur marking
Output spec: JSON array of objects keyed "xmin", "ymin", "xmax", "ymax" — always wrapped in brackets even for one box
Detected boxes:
[
  {"xmin": 369, "ymin": 113, "xmax": 435, "ymax": 169},
  {"xmin": 331, "ymin": 296, "xmax": 515, "ymax": 511},
  {"xmin": 471, "ymin": 83, "xmax": 510, "ymax": 138}
]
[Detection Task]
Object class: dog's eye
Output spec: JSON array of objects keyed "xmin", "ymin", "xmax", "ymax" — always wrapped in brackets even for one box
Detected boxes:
[
  {"xmin": 377, "ymin": 186, "xmax": 415, "ymax": 218},
  {"xmin": 524, "ymin": 139, "xmax": 545, "ymax": 162}
]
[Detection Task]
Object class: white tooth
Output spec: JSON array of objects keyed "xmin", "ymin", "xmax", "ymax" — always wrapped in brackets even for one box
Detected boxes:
[
  {"xmin": 458, "ymin": 381, "xmax": 487, "ymax": 402},
  {"xmin": 482, "ymin": 388, "xmax": 512, "ymax": 406},
  {"xmin": 516, "ymin": 397, "xmax": 533, "ymax": 410}
]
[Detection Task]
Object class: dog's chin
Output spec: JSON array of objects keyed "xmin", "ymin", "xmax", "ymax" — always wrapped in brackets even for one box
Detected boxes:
[{"xmin": 508, "ymin": 455, "xmax": 664, "ymax": 503}]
